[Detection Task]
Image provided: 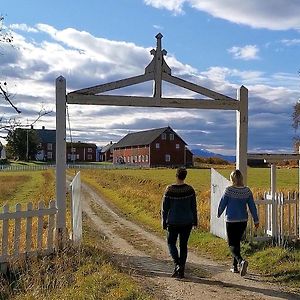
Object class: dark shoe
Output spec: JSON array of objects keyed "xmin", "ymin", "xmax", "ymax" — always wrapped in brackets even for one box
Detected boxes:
[
  {"xmin": 178, "ymin": 265, "xmax": 185, "ymax": 278},
  {"xmin": 230, "ymin": 267, "xmax": 239, "ymax": 273},
  {"xmin": 171, "ymin": 264, "xmax": 180, "ymax": 277},
  {"xmin": 240, "ymin": 260, "xmax": 248, "ymax": 276}
]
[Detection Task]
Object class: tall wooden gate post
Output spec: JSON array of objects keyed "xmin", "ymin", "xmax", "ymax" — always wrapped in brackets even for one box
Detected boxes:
[
  {"xmin": 56, "ymin": 76, "xmax": 67, "ymax": 248},
  {"xmin": 236, "ymin": 86, "xmax": 248, "ymax": 184}
]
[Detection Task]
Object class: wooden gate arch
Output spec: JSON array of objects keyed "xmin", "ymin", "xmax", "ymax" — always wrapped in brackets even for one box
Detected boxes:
[{"xmin": 55, "ymin": 33, "xmax": 248, "ymax": 239}]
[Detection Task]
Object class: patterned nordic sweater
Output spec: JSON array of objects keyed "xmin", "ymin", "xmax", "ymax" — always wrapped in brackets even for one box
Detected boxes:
[
  {"xmin": 161, "ymin": 183, "xmax": 197, "ymax": 228},
  {"xmin": 217, "ymin": 186, "xmax": 259, "ymax": 223}
]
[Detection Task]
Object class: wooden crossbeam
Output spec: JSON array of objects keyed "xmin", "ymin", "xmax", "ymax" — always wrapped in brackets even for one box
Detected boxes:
[
  {"xmin": 69, "ymin": 73, "xmax": 154, "ymax": 95},
  {"xmin": 67, "ymin": 94, "xmax": 239, "ymax": 110},
  {"xmin": 162, "ymin": 73, "xmax": 235, "ymax": 101}
]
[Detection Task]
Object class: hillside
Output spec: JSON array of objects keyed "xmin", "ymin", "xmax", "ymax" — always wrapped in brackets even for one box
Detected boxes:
[{"xmin": 191, "ymin": 148, "xmax": 236, "ymax": 163}]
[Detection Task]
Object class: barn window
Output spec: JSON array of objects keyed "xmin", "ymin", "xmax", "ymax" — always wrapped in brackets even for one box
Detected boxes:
[
  {"xmin": 127, "ymin": 156, "xmax": 130, "ymax": 163},
  {"xmin": 88, "ymin": 154, "xmax": 92, "ymax": 160},
  {"xmin": 88, "ymin": 148, "xmax": 93, "ymax": 152},
  {"xmin": 142, "ymin": 155, "xmax": 145, "ymax": 162},
  {"xmin": 169, "ymin": 134, "xmax": 174, "ymax": 141},
  {"xmin": 138, "ymin": 155, "xmax": 141, "ymax": 162},
  {"xmin": 156, "ymin": 143, "xmax": 160, "ymax": 149},
  {"xmin": 47, "ymin": 152, "xmax": 52, "ymax": 159},
  {"xmin": 161, "ymin": 133, "xmax": 166, "ymax": 140},
  {"xmin": 47, "ymin": 143, "xmax": 52, "ymax": 150},
  {"xmin": 176, "ymin": 144, "xmax": 180, "ymax": 149},
  {"xmin": 145, "ymin": 155, "xmax": 149, "ymax": 162},
  {"xmin": 165, "ymin": 154, "xmax": 171, "ymax": 162}
]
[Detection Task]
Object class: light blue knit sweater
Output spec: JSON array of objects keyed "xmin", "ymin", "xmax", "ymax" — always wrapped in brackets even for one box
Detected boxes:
[{"xmin": 217, "ymin": 186, "xmax": 259, "ymax": 223}]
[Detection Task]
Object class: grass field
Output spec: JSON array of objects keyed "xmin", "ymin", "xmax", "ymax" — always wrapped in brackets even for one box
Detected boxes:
[
  {"xmin": 0, "ymin": 170, "xmax": 55, "ymax": 208},
  {"xmin": 0, "ymin": 170, "xmax": 153, "ymax": 300},
  {"xmin": 1, "ymin": 166, "xmax": 300, "ymax": 294}
]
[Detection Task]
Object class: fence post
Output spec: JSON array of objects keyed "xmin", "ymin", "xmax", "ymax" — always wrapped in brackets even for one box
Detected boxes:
[
  {"xmin": 270, "ymin": 164, "xmax": 277, "ymax": 240},
  {"xmin": 56, "ymin": 76, "xmax": 67, "ymax": 248}
]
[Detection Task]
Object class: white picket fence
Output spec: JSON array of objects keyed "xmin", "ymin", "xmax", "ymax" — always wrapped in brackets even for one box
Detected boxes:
[
  {"xmin": 0, "ymin": 201, "xmax": 57, "ymax": 265},
  {"xmin": 210, "ymin": 169, "xmax": 300, "ymax": 245},
  {"xmin": 0, "ymin": 163, "xmax": 138, "ymax": 172},
  {"xmin": 251, "ymin": 191, "xmax": 299, "ymax": 245}
]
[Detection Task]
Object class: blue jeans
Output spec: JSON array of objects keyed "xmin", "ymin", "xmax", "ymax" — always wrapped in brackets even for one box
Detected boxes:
[{"xmin": 167, "ymin": 224, "xmax": 192, "ymax": 266}]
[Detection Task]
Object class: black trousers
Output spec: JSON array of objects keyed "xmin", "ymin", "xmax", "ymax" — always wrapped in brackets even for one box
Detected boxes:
[
  {"xmin": 167, "ymin": 224, "xmax": 192, "ymax": 266},
  {"xmin": 226, "ymin": 222, "xmax": 247, "ymax": 267}
]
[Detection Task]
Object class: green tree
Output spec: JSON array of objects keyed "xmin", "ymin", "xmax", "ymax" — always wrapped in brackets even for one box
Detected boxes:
[{"xmin": 6, "ymin": 128, "xmax": 39, "ymax": 160}]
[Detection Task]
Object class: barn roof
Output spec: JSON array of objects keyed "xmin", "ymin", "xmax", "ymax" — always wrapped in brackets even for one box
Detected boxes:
[
  {"xmin": 114, "ymin": 126, "xmax": 187, "ymax": 148},
  {"xmin": 35, "ymin": 128, "xmax": 56, "ymax": 143}
]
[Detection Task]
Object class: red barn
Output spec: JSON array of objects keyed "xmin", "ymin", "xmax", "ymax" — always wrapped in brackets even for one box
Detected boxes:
[
  {"xmin": 113, "ymin": 126, "xmax": 193, "ymax": 167},
  {"xmin": 66, "ymin": 142, "xmax": 97, "ymax": 162}
]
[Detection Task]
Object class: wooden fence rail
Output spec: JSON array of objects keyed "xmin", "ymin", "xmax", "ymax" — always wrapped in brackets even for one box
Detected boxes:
[{"xmin": 0, "ymin": 200, "xmax": 57, "ymax": 264}]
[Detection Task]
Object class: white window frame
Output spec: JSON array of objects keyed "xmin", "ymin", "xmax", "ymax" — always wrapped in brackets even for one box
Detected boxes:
[
  {"xmin": 169, "ymin": 133, "xmax": 174, "ymax": 141},
  {"xmin": 161, "ymin": 133, "xmax": 166, "ymax": 140},
  {"xmin": 176, "ymin": 144, "xmax": 180, "ymax": 149},
  {"xmin": 156, "ymin": 143, "xmax": 160, "ymax": 149},
  {"xmin": 47, "ymin": 143, "xmax": 52, "ymax": 150},
  {"xmin": 165, "ymin": 154, "xmax": 171, "ymax": 162}
]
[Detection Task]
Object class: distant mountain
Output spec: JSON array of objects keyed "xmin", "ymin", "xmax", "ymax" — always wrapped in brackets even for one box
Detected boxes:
[{"xmin": 191, "ymin": 149, "xmax": 236, "ymax": 163}]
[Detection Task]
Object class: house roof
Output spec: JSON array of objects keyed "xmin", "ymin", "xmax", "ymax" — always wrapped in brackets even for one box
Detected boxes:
[
  {"xmin": 100, "ymin": 142, "xmax": 115, "ymax": 153},
  {"xmin": 35, "ymin": 129, "xmax": 56, "ymax": 143},
  {"xmin": 114, "ymin": 126, "xmax": 187, "ymax": 148},
  {"xmin": 67, "ymin": 142, "xmax": 97, "ymax": 148}
]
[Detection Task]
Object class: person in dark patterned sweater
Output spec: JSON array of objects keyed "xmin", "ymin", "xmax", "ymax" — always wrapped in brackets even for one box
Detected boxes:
[
  {"xmin": 161, "ymin": 167, "xmax": 198, "ymax": 278},
  {"xmin": 217, "ymin": 169, "xmax": 259, "ymax": 276}
]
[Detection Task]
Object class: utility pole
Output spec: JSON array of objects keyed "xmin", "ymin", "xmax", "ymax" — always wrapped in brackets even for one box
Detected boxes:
[{"xmin": 26, "ymin": 119, "xmax": 29, "ymax": 161}]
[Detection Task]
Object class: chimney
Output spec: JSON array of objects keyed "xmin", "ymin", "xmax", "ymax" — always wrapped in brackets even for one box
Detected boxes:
[
  {"xmin": 42, "ymin": 126, "xmax": 45, "ymax": 130},
  {"xmin": 30, "ymin": 125, "xmax": 33, "ymax": 129},
  {"xmin": 110, "ymin": 141, "xmax": 113, "ymax": 144}
]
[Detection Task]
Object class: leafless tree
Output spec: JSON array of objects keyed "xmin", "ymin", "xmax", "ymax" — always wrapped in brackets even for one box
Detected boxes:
[{"xmin": 0, "ymin": 16, "xmax": 52, "ymax": 143}]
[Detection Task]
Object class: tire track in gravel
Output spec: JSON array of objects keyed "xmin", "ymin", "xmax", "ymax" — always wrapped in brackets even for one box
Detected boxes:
[{"xmin": 80, "ymin": 181, "xmax": 300, "ymax": 300}]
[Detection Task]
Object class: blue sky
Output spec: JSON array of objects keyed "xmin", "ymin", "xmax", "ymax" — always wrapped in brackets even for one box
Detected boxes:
[{"xmin": 1, "ymin": 0, "xmax": 300, "ymax": 155}]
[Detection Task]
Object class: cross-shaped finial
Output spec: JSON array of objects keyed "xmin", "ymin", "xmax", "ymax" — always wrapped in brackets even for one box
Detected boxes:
[{"xmin": 150, "ymin": 33, "xmax": 167, "ymax": 57}]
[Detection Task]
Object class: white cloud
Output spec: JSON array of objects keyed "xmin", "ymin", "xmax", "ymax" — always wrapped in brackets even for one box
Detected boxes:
[
  {"xmin": 145, "ymin": 0, "xmax": 300, "ymax": 30},
  {"xmin": 1, "ymin": 23, "xmax": 299, "ymax": 154},
  {"xmin": 281, "ymin": 39, "xmax": 300, "ymax": 46},
  {"xmin": 10, "ymin": 23, "xmax": 38, "ymax": 33},
  {"xmin": 144, "ymin": 0, "xmax": 186, "ymax": 14},
  {"xmin": 228, "ymin": 45, "xmax": 260, "ymax": 60}
]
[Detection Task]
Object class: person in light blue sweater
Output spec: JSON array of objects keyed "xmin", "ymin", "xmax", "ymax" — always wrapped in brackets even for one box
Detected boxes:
[{"xmin": 217, "ymin": 169, "xmax": 259, "ymax": 276}]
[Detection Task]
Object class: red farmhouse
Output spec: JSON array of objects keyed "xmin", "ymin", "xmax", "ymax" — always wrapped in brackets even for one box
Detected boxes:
[{"xmin": 113, "ymin": 126, "xmax": 193, "ymax": 167}]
